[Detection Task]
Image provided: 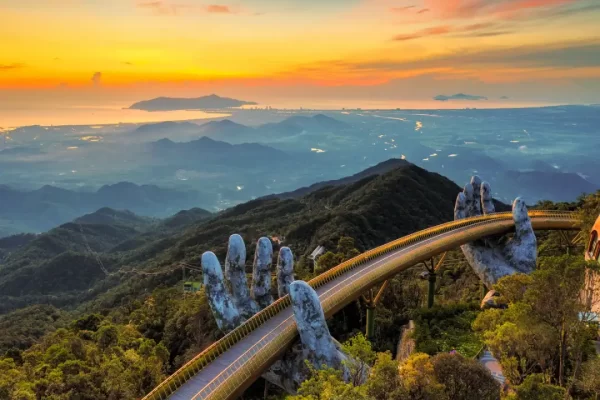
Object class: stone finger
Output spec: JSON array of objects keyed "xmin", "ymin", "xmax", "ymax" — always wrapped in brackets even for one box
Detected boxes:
[
  {"xmin": 251, "ymin": 237, "xmax": 274, "ymax": 309},
  {"xmin": 470, "ymin": 176, "xmax": 482, "ymax": 216},
  {"xmin": 202, "ymin": 251, "xmax": 242, "ymax": 333},
  {"xmin": 277, "ymin": 247, "xmax": 295, "ymax": 298},
  {"xmin": 289, "ymin": 281, "xmax": 341, "ymax": 369},
  {"xmin": 463, "ymin": 183, "xmax": 475, "ymax": 217},
  {"xmin": 481, "ymin": 181, "xmax": 495, "ymax": 215},
  {"xmin": 506, "ymin": 197, "xmax": 537, "ymax": 274},
  {"xmin": 454, "ymin": 192, "xmax": 467, "ymax": 220},
  {"xmin": 225, "ymin": 234, "xmax": 258, "ymax": 319}
]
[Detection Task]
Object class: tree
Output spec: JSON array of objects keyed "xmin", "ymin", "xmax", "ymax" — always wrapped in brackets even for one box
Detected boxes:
[
  {"xmin": 524, "ymin": 256, "xmax": 591, "ymax": 386},
  {"xmin": 474, "ymin": 255, "xmax": 598, "ymax": 388},
  {"xmin": 342, "ymin": 333, "xmax": 376, "ymax": 386},
  {"xmin": 315, "ymin": 251, "xmax": 341, "ymax": 274},
  {"xmin": 73, "ymin": 314, "xmax": 103, "ymax": 332},
  {"xmin": 96, "ymin": 325, "xmax": 119, "ymax": 350},
  {"xmin": 315, "ymin": 237, "xmax": 361, "ymax": 274},
  {"xmin": 430, "ymin": 353, "xmax": 500, "ymax": 400},
  {"xmin": 365, "ymin": 352, "xmax": 407, "ymax": 400},
  {"xmin": 576, "ymin": 190, "xmax": 600, "ymax": 234},
  {"xmin": 512, "ymin": 374, "xmax": 565, "ymax": 400},
  {"xmin": 578, "ymin": 356, "xmax": 600, "ymax": 399},
  {"xmin": 398, "ymin": 353, "xmax": 448, "ymax": 400},
  {"xmin": 286, "ymin": 366, "xmax": 370, "ymax": 400}
]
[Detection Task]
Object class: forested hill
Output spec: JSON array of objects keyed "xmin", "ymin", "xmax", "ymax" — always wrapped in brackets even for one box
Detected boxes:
[
  {"xmin": 0, "ymin": 161, "xmax": 557, "ymax": 400},
  {"xmin": 263, "ymin": 158, "xmax": 411, "ymax": 200},
  {"xmin": 0, "ymin": 162, "xmax": 463, "ymax": 316}
]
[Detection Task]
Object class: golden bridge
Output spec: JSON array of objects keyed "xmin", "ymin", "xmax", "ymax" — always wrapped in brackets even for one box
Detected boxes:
[{"xmin": 144, "ymin": 210, "xmax": 581, "ymax": 400}]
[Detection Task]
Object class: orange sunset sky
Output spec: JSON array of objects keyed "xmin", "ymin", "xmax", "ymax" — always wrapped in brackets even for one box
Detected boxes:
[{"xmin": 1, "ymin": 0, "xmax": 599, "ymax": 111}]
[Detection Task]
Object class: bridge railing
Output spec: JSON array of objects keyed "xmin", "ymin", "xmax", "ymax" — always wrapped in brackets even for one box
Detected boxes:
[{"xmin": 143, "ymin": 211, "xmax": 579, "ymax": 400}]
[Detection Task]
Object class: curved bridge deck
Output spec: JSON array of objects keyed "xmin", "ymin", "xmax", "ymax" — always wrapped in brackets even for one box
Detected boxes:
[{"xmin": 144, "ymin": 211, "xmax": 580, "ymax": 400}]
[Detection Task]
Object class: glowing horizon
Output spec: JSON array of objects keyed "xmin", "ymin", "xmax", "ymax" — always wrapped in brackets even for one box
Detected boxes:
[{"xmin": 1, "ymin": 0, "xmax": 599, "ymax": 108}]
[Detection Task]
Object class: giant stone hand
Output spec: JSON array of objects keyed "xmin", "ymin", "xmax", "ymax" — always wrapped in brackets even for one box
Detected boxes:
[
  {"xmin": 202, "ymin": 234, "xmax": 354, "ymax": 394},
  {"xmin": 454, "ymin": 176, "xmax": 537, "ymax": 288}
]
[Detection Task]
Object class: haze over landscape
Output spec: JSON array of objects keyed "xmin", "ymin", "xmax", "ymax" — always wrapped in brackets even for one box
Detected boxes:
[
  {"xmin": 2, "ymin": 0, "xmax": 600, "ymax": 127},
  {"xmin": 1, "ymin": 1, "xmax": 600, "ymax": 400}
]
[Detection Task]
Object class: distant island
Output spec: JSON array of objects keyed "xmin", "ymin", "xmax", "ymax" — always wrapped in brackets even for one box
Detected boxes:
[
  {"xmin": 434, "ymin": 93, "xmax": 488, "ymax": 101},
  {"xmin": 128, "ymin": 94, "xmax": 257, "ymax": 111}
]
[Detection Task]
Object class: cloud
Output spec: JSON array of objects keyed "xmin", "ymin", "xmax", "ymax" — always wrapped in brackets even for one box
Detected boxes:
[
  {"xmin": 459, "ymin": 30, "xmax": 515, "ymax": 38},
  {"xmin": 424, "ymin": 0, "xmax": 578, "ymax": 19},
  {"xmin": 284, "ymin": 38, "xmax": 600, "ymax": 89},
  {"xmin": 91, "ymin": 72, "xmax": 102, "ymax": 86},
  {"xmin": 137, "ymin": 1, "xmax": 235, "ymax": 15},
  {"xmin": 365, "ymin": 39, "xmax": 600, "ymax": 69},
  {"xmin": 390, "ymin": 5, "xmax": 415, "ymax": 13},
  {"xmin": 206, "ymin": 4, "xmax": 232, "ymax": 13},
  {"xmin": 417, "ymin": 8, "xmax": 430, "ymax": 14},
  {"xmin": 393, "ymin": 25, "xmax": 450, "ymax": 41},
  {"xmin": 136, "ymin": 1, "xmax": 192, "ymax": 15},
  {"xmin": 540, "ymin": 2, "xmax": 600, "ymax": 18},
  {"xmin": 393, "ymin": 22, "xmax": 495, "ymax": 41},
  {"xmin": 122, "ymin": 61, "xmax": 134, "ymax": 65},
  {"xmin": 0, "ymin": 63, "xmax": 25, "ymax": 71},
  {"xmin": 434, "ymin": 93, "xmax": 488, "ymax": 101}
]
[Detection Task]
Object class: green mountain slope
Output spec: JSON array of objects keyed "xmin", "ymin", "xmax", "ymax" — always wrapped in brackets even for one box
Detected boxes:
[{"xmin": 0, "ymin": 162, "xmax": 465, "ymax": 317}]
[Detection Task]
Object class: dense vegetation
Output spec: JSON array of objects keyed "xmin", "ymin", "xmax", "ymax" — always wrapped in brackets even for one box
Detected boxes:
[
  {"xmin": 287, "ymin": 335, "xmax": 500, "ymax": 400},
  {"xmin": 0, "ymin": 162, "xmax": 599, "ymax": 399}
]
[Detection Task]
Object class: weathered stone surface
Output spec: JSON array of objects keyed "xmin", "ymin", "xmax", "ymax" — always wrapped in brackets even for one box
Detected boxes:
[
  {"xmin": 251, "ymin": 237, "xmax": 274, "ymax": 309},
  {"xmin": 225, "ymin": 234, "xmax": 259, "ymax": 319},
  {"xmin": 471, "ymin": 175, "xmax": 482, "ymax": 216},
  {"xmin": 277, "ymin": 247, "xmax": 294, "ymax": 297},
  {"xmin": 455, "ymin": 177, "xmax": 537, "ymax": 287},
  {"xmin": 454, "ymin": 192, "xmax": 467, "ymax": 220},
  {"xmin": 481, "ymin": 181, "xmax": 495, "ymax": 215},
  {"xmin": 201, "ymin": 251, "xmax": 242, "ymax": 332},
  {"xmin": 203, "ymin": 235, "xmax": 362, "ymax": 394},
  {"xmin": 289, "ymin": 281, "xmax": 346, "ymax": 371},
  {"xmin": 506, "ymin": 198, "xmax": 537, "ymax": 274},
  {"xmin": 463, "ymin": 183, "xmax": 474, "ymax": 215}
]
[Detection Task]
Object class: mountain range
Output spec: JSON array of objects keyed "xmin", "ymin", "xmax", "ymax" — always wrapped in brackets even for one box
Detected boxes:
[
  {"xmin": 0, "ymin": 182, "xmax": 207, "ymax": 237},
  {"xmin": 133, "ymin": 113, "xmax": 350, "ymax": 146},
  {"xmin": 148, "ymin": 136, "xmax": 287, "ymax": 167},
  {"xmin": 0, "ymin": 160, "xmax": 463, "ymax": 314}
]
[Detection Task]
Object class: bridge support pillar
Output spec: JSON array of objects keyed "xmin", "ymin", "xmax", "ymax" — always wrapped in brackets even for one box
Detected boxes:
[
  {"xmin": 362, "ymin": 280, "xmax": 389, "ymax": 340},
  {"xmin": 366, "ymin": 305, "xmax": 376, "ymax": 339},
  {"xmin": 422, "ymin": 253, "xmax": 446, "ymax": 309},
  {"xmin": 427, "ymin": 273, "xmax": 436, "ymax": 308}
]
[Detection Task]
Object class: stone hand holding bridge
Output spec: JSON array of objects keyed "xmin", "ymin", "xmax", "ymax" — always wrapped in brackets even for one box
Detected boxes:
[
  {"xmin": 454, "ymin": 176, "xmax": 537, "ymax": 289},
  {"xmin": 202, "ymin": 235, "xmax": 355, "ymax": 394}
]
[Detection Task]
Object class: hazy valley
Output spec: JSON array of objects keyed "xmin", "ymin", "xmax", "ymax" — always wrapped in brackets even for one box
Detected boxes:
[{"xmin": 1, "ymin": 104, "xmax": 599, "ymax": 238}]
